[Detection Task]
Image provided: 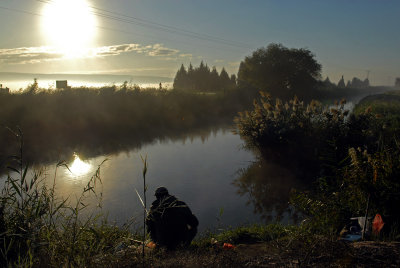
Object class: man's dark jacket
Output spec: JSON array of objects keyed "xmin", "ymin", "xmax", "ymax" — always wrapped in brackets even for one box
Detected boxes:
[{"xmin": 146, "ymin": 194, "xmax": 198, "ymax": 249}]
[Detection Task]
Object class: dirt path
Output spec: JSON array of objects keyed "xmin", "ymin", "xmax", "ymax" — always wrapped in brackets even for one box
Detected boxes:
[
  {"xmin": 105, "ymin": 240, "xmax": 400, "ymax": 267},
  {"xmin": 144, "ymin": 241, "xmax": 400, "ymax": 267}
]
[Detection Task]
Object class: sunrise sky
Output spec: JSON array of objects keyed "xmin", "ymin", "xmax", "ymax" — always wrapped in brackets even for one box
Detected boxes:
[{"xmin": 0, "ymin": 0, "xmax": 399, "ymax": 85}]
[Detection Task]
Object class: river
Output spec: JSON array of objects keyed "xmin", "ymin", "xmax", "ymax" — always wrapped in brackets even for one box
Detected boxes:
[{"xmin": 36, "ymin": 129, "xmax": 265, "ymax": 231}]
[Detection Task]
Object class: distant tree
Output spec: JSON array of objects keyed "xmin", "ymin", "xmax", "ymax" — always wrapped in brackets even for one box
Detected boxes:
[
  {"xmin": 26, "ymin": 78, "xmax": 38, "ymax": 94},
  {"xmin": 194, "ymin": 61, "xmax": 211, "ymax": 91},
  {"xmin": 173, "ymin": 64, "xmax": 188, "ymax": 90},
  {"xmin": 121, "ymin": 81, "xmax": 129, "ymax": 91},
  {"xmin": 337, "ymin": 76, "xmax": 346, "ymax": 88},
  {"xmin": 210, "ymin": 66, "xmax": 220, "ymax": 90},
  {"xmin": 347, "ymin": 77, "xmax": 370, "ymax": 88},
  {"xmin": 237, "ymin": 43, "xmax": 321, "ymax": 99},
  {"xmin": 219, "ymin": 67, "xmax": 231, "ymax": 92},
  {"xmin": 363, "ymin": 78, "xmax": 370, "ymax": 87},
  {"xmin": 323, "ymin": 76, "xmax": 335, "ymax": 88},
  {"xmin": 187, "ymin": 63, "xmax": 195, "ymax": 90},
  {"xmin": 173, "ymin": 62, "xmax": 235, "ymax": 92},
  {"xmin": 396, "ymin": 77, "xmax": 400, "ymax": 88},
  {"xmin": 230, "ymin": 74, "xmax": 237, "ymax": 86}
]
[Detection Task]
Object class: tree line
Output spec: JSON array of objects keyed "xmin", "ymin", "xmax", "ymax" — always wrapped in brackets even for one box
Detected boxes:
[{"xmin": 173, "ymin": 61, "xmax": 236, "ymax": 92}]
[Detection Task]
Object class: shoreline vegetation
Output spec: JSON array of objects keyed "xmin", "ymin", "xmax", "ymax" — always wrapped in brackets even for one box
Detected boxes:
[
  {"xmin": 0, "ymin": 83, "xmax": 257, "ymax": 169},
  {"xmin": 0, "ymin": 78, "xmax": 390, "ymax": 168},
  {"xmin": 1, "ymin": 146, "xmax": 399, "ymax": 267},
  {"xmin": 1, "ymin": 43, "xmax": 400, "ymax": 266},
  {"xmin": 1, "ymin": 87, "xmax": 399, "ymax": 267}
]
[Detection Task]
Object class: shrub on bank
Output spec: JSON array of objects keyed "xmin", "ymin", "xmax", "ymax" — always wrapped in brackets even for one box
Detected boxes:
[{"xmin": 235, "ymin": 92, "xmax": 400, "ymax": 235}]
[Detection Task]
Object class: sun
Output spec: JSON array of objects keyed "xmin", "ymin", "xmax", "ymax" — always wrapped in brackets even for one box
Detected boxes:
[{"xmin": 41, "ymin": 0, "xmax": 96, "ymax": 58}]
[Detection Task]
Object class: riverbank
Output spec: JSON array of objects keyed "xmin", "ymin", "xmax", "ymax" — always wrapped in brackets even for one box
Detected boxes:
[{"xmin": 96, "ymin": 225, "xmax": 400, "ymax": 267}]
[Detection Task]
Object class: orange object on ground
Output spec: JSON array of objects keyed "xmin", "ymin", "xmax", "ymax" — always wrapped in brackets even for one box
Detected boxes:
[
  {"xmin": 223, "ymin": 243, "xmax": 235, "ymax": 249},
  {"xmin": 146, "ymin": 241, "xmax": 157, "ymax": 249},
  {"xmin": 372, "ymin": 214, "xmax": 385, "ymax": 235}
]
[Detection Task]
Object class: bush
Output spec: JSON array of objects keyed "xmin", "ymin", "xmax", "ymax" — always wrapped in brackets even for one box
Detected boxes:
[{"xmin": 235, "ymin": 92, "xmax": 400, "ymax": 234}]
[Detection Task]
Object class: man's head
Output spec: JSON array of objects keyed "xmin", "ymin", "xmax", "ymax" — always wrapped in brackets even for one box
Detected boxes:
[{"xmin": 155, "ymin": 187, "xmax": 169, "ymax": 199}]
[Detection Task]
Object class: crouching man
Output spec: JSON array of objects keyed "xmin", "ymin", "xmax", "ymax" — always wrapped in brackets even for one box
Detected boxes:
[{"xmin": 146, "ymin": 187, "xmax": 199, "ymax": 249}]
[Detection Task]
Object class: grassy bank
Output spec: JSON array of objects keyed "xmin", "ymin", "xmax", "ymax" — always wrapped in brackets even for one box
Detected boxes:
[{"xmin": 1, "ymin": 152, "xmax": 399, "ymax": 267}]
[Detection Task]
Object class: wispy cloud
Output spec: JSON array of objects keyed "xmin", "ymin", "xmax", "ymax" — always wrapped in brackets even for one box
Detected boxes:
[
  {"xmin": 0, "ymin": 43, "xmax": 186, "ymax": 65},
  {"xmin": 0, "ymin": 47, "xmax": 63, "ymax": 64},
  {"xmin": 179, "ymin": 53, "xmax": 192, "ymax": 58},
  {"xmin": 147, "ymin": 44, "xmax": 179, "ymax": 57}
]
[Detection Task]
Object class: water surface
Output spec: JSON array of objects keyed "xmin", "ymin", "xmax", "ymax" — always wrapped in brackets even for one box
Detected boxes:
[{"xmin": 43, "ymin": 130, "xmax": 262, "ymax": 231}]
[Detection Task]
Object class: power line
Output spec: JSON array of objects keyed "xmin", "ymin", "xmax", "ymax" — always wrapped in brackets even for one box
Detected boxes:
[
  {"xmin": 0, "ymin": 4, "xmax": 248, "ymax": 55},
  {"xmin": 34, "ymin": 0, "xmax": 254, "ymax": 49}
]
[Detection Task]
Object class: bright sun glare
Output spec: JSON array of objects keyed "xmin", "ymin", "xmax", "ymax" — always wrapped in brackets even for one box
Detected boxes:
[
  {"xmin": 41, "ymin": 0, "xmax": 96, "ymax": 58},
  {"xmin": 69, "ymin": 154, "xmax": 92, "ymax": 177}
]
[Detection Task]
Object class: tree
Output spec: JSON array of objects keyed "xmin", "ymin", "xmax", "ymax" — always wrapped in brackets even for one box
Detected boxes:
[
  {"xmin": 173, "ymin": 64, "xmax": 188, "ymax": 90},
  {"xmin": 172, "ymin": 62, "xmax": 235, "ymax": 92},
  {"xmin": 219, "ymin": 67, "xmax": 231, "ymax": 93},
  {"xmin": 346, "ymin": 77, "xmax": 370, "ymax": 88},
  {"xmin": 187, "ymin": 63, "xmax": 195, "ymax": 90},
  {"xmin": 323, "ymin": 76, "xmax": 335, "ymax": 88},
  {"xmin": 337, "ymin": 75, "xmax": 346, "ymax": 88},
  {"xmin": 230, "ymin": 74, "xmax": 237, "ymax": 86},
  {"xmin": 395, "ymin": 77, "xmax": 400, "ymax": 88},
  {"xmin": 237, "ymin": 43, "xmax": 321, "ymax": 99},
  {"xmin": 210, "ymin": 66, "xmax": 220, "ymax": 90}
]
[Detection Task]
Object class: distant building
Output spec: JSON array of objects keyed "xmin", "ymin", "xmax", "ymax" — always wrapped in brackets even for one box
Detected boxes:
[
  {"xmin": 56, "ymin": 80, "xmax": 69, "ymax": 89},
  {"xmin": 0, "ymin": 84, "xmax": 10, "ymax": 94}
]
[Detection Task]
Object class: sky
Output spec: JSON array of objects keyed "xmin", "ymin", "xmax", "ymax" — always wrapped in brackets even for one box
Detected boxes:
[{"xmin": 0, "ymin": 0, "xmax": 399, "ymax": 85}]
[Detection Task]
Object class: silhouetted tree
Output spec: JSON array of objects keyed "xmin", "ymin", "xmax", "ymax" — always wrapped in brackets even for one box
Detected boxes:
[
  {"xmin": 237, "ymin": 43, "xmax": 321, "ymax": 99},
  {"xmin": 210, "ymin": 66, "xmax": 220, "ymax": 90},
  {"xmin": 187, "ymin": 63, "xmax": 195, "ymax": 90},
  {"xmin": 346, "ymin": 77, "xmax": 370, "ymax": 88},
  {"xmin": 25, "ymin": 78, "xmax": 38, "ymax": 94},
  {"xmin": 172, "ymin": 62, "xmax": 236, "ymax": 92},
  {"xmin": 338, "ymin": 75, "xmax": 346, "ymax": 88},
  {"xmin": 323, "ymin": 76, "xmax": 335, "ymax": 88},
  {"xmin": 173, "ymin": 64, "xmax": 188, "ymax": 90},
  {"xmin": 230, "ymin": 74, "xmax": 237, "ymax": 86},
  {"xmin": 364, "ymin": 78, "xmax": 370, "ymax": 87},
  {"xmin": 395, "ymin": 77, "xmax": 400, "ymax": 88},
  {"xmin": 219, "ymin": 67, "xmax": 231, "ymax": 93}
]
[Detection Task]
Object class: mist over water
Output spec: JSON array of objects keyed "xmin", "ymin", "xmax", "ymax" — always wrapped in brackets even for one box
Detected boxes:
[{"xmin": 0, "ymin": 72, "xmax": 173, "ymax": 91}]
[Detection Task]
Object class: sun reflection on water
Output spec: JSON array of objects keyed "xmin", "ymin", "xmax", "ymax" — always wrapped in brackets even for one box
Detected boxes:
[{"xmin": 68, "ymin": 153, "xmax": 92, "ymax": 178}]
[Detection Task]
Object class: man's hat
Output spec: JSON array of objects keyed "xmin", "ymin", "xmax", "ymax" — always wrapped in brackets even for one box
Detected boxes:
[{"xmin": 155, "ymin": 187, "xmax": 168, "ymax": 196}]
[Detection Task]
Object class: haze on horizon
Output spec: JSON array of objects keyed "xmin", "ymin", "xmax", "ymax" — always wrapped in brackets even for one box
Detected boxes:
[{"xmin": 0, "ymin": 0, "xmax": 399, "ymax": 86}]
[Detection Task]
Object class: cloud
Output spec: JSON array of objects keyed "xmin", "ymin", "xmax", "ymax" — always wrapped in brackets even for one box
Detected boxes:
[
  {"xmin": 0, "ymin": 43, "xmax": 183, "ymax": 65},
  {"xmin": 147, "ymin": 44, "xmax": 179, "ymax": 57},
  {"xmin": 0, "ymin": 47, "xmax": 63, "ymax": 64},
  {"xmin": 179, "ymin": 53, "xmax": 193, "ymax": 58},
  {"xmin": 94, "ymin": 43, "xmax": 179, "ymax": 58}
]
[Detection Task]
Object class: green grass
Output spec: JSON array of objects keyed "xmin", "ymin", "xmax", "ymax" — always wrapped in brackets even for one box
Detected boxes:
[{"xmin": 192, "ymin": 223, "xmax": 298, "ymax": 249}]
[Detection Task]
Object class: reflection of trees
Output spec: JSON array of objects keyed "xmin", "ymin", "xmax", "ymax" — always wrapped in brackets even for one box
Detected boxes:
[
  {"xmin": 234, "ymin": 156, "xmax": 307, "ymax": 222},
  {"xmin": 0, "ymin": 88, "xmax": 254, "ymax": 168}
]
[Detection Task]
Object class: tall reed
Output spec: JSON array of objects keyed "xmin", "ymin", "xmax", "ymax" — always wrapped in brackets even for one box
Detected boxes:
[{"xmin": 0, "ymin": 129, "xmax": 133, "ymax": 267}]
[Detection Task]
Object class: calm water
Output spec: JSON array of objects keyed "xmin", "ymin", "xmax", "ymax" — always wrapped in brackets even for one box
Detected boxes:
[{"xmin": 40, "ymin": 130, "xmax": 262, "ymax": 231}]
